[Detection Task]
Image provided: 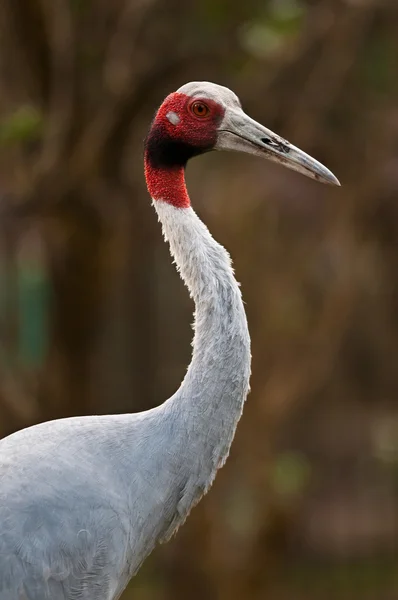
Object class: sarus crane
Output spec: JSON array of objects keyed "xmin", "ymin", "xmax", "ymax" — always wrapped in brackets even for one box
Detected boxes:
[{"xmin": 0, "ymin": 82, "xmax": 339, "ymax": 599}]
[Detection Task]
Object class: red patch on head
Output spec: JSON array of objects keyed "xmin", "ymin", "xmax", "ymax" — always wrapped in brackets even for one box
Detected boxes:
[
  {"xmin": 144, "ymin": 93, "xmax": 225, "ymax": 208},
  {"xmin": 154, "ymin": 92, "xmax": 225, "ymax": 149}
]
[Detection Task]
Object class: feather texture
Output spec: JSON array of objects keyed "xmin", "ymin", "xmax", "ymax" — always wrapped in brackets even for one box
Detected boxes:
[{"xmin": 0, "ymin": 201, "xmax": 251, "ymax": 599}]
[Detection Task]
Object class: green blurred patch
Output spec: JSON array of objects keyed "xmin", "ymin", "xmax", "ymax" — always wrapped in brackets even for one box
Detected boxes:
[
  {"xmin": 360, "ymin": 33, "xmax": 396, "ymax": 95},
  {"xmin": 0, "ymin": 106, "xmax": 43, "ymax": 147},
  {"xmin": 199, "ymin": 0, "xmax": 231, "ymax": 27},
  {"xmin": 70, "ymin": 0, "xmax": 88, "ymax": 14},
  {"xmin": 240, "ymin": 0, "xmax": 305, "ymax": 59},
  {"xmin": 268, "ymin": 0, "xmax": 305, "ymax": 33},
  {"xmin": 18, "ymin": 265, "xmax": 50, "ymax": 368},
  {"xmin": 270, "ymin": 451, "xmax": 311, "ymax": 498},
  {"xmin": 276, "ymin": 558, "xmax": 398, "ymax": 595}
]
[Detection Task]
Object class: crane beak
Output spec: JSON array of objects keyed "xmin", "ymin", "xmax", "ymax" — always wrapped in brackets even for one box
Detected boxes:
[{"xmin": 216, "ymin": 110, "xmax": 340, "ymax": 186}]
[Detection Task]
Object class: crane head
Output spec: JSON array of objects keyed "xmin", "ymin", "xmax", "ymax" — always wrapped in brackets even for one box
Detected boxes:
[{"xmin": 146, "ymin": 81, "xmax": 340, "ymax": 186}]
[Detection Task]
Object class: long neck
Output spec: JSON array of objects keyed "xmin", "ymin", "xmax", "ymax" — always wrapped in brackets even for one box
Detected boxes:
[{"xmin": 150, "ymin": 165, "xmax": 251, "ymax": 473}]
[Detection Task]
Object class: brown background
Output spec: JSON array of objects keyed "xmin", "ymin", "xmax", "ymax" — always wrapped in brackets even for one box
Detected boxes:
[{"xmin": 0, "ymin": 0, "xmax": 398, "ymax": 598}]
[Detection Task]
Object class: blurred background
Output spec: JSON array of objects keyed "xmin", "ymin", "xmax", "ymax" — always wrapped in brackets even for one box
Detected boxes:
[{"xmin": 0, "ymin": 0, "xmax": 398, "ymax": 598}]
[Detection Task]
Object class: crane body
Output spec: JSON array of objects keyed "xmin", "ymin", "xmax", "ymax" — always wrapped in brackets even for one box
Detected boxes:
[
  {"xmin": 0, "ymin": 82, "xmax": 339, "ymax": 599},
  {"xmin": 0, "ymin": 200, "xmax": 249, "ymax": 599}
]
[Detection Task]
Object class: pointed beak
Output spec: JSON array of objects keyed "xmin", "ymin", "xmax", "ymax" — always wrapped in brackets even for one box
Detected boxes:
[{"xmin": 216, "ymin": 109, "xmax": 340, "ymax": 186}]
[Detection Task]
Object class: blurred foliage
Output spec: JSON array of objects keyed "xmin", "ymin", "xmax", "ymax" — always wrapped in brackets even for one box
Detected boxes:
[
  {"xmin": 270, "ymin": 451, "xmax": 311, "ymax": 498},
  {"xmin": 0, "ymin": 0, "xmax": 398, "ymax": 598},
  {"xmin": 241, "ymin": 0, "xmax": 305, "ymax": 59},
  {"xmin": 0, "ymin": 106, "xmax": 43, "ymax": 146}
]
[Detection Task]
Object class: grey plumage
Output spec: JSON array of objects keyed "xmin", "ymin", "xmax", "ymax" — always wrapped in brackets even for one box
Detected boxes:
[
  {"xmin": 0, "ymin": 82, "xmax": 338, "ymax": 600},
  {"xmin": 0, "ymin": 204, "xmax": 250, "ymax": 599}
]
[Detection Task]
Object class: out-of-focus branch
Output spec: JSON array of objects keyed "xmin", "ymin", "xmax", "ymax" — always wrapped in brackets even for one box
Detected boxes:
[
  {"xmin": 286, "ymin": 3, "xmax": 373, "ymax": 144},
  {"xmin": 67, "ymin": 0, "xmax": 162, "ymax": 181},
  {"xmin": 36, "ymin": 0, "xmax": 76, "ymax": 173},
  {"xmin": 0, "ymin": 0, "xmax": 49, "ymax": 107},
  {"xmin": 103, "ymin": 0, "xmax": 160, "ymax": 100}
]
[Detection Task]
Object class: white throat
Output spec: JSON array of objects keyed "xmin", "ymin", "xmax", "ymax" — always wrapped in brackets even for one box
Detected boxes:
[{"xmin": 153, "ymin": 198, "xmax": 251, "ymax": 452}]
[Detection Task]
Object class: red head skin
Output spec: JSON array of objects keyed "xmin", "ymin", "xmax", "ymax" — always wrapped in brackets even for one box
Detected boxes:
[{"xmin": 144, "ymin": 92, "xmax": 225, "ymax": 208}]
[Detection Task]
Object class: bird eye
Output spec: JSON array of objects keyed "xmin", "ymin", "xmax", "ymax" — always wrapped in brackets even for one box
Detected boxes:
[{"xmin": 191, "ymin": 101, "xmax": 210, "ymax": 118}]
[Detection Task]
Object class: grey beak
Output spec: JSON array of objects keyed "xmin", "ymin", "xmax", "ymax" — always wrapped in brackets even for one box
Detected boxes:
[{"xmin": 216, "ymin": 109, "xmax": 340, "ymax": 186}]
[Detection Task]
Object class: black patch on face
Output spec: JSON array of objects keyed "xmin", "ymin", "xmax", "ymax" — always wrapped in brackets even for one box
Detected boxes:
[{"xmin": 145, "ymin": 123, "xmax": 212, "ymax": 169}]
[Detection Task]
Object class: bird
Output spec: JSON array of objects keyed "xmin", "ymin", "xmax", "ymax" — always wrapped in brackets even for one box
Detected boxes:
[{"xmin": 0, "ymin": 82, "xmax": 339, "ymax": 600}]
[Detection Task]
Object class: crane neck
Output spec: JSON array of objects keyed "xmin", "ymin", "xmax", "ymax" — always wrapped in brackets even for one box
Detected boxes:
[
  {"xmin": 147, "ymin": 160, "xmax": 251, "ymax": 484},
  {"xmin": 145, "ymin": 162, "xmax": 190, "ymax": 209}
]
